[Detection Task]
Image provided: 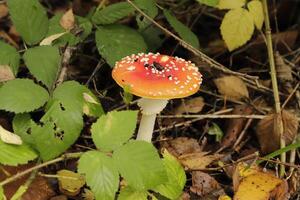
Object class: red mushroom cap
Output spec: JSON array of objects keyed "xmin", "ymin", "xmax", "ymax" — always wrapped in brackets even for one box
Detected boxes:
[{"xmin": 112, "ymin": 53, "xmax": 202, "ymax": 99}]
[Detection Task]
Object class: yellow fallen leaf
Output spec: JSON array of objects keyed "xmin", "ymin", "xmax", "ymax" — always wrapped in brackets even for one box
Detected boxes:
[
  {"xmin": 219, "ymin": 195, "xmax": 232, "ymax": 200},
  {"xmin": 40, "ymin": 32, "xmax": 66, "ymax": 46},
  {"xmin": 218, "ymin": 0, "xmax": 246, "ymax": 10},
  {"xmin": 214, "ymin": 76, "xmax": 249, "ymax": 101},
  {"xmin": 178, "ymin": 152, "xmax": 221, "ymax": 170},
  {"xmin": 247, "ymin": 0, "xmax": 264, "ymax": 30},
  {"xmin": 60, "ymin": 9, "xmax": 75, "ymax": 31},
  {"xmin": 0, "ymin": 125, "xmax": 22, "ymax": 145},
  {"xmin": 0, "ymin": 65, "xmax": 15, "ymax": 82},
  {"xmin": 57, "ymin": 170, "xmax": 85, "ymax": 196},
  {"xmin": 220, "ymin": 8, "xmax": 254, "ymax": 51}
]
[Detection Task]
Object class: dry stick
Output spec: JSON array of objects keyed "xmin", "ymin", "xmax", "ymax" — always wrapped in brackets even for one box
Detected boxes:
[
  {"xmin": 158, "ymin": 114, "xmax": 265, "ymax": 119},
  {"xmin": 262, "ymin": 0, "xmax": 285, "ymax": 177},
  {"xmin": 126, "ymin": 0, "xmax": 269, "ymax": 92},
  {"xmin": 281, "ymin": 82, "xmax": 300, "ymax": 109},
  {"xmin": 0, "ymin": 152, "xmax": 82, "ymax": 187},
  {"xmin": 233, "ymin": 119, "xmax": 254, "ymax": 150}
]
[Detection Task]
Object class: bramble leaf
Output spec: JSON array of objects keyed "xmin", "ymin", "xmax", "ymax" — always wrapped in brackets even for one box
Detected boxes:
[
  {"xmin": 78, "ymin": 151, "xmax": 119, "ymax": 200},
  {"xmin": 96, "ymin": 25, "xmax": 147, "ymax": 67},
  {"xmin": 118, "ymin": 187, "xmax": 148, "ymax": 200},
  {"xmin": 220, "ymin": 8, "xmax": 254, "ymax": 51},
  {"xmin": 0, "ymin": 79, "xmax": 49, "ymax": 113},
  {"xmin": 7, "ymin": 0, "xmax": 49, "ymax": 45},
  {"xmin": 164, "ymin": 10, "xmax": 200, "ymax": 49},
  {"xmin": 248, "ymin": 0, "xmax": 264, "ymax": 30},
  {"xmin": 23, "ymin": 46, "xmax": 61, "ymax": 89},
  {"xmin": 0, "ymin": 41, "xmax": 20, "ymax": 75},
  {"xmin": 217, "ymin": 0, "xmax": 246, "ymax": 9},
  {"xmin": 134, "ymin": 0, "xmax": 158, "ymax": 30},
  {"xmin": 196, "ymin": 0, "xmax": 219, "ymax": 7},
  {"xmin": 92, "ymin": 111, "xmax": 138, "ymax": 152}
]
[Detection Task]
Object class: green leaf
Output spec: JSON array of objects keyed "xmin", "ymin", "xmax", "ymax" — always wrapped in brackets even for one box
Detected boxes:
[
  {"xmin": 83, "ymin": 91, "xmax": 104, "ymax": 118},
  {"xmin": 0, "ymin": 41, "xmax": 20, "ymax": 75},
  {"xmin": 134, "ymin": 0, "xmax": 158, "ymax": 30},
  {"xmin": 10, "ymin": 185, "xmax": 28, "ymax": 200},
  {"xmin": 153, "ymin": 150, "xmax": 186, "ymax": 199},
  {"xmin": 217, "ymin": 0, "xmax": 246, "ymax": 9},
  {"xmin": 247, "ymin": 0, "xmax": 264, "ymax": 30},
  {"xmin": 78, "ymin": 151, "xmax": 119, "ymax": 200},
  {"xmin": 196, "ymin": 0, "xmax": 219, "ymax": 7},
  {"xmin": 7, "ymin": 0, "xmax": 49, "ymax": 45},
  {"xmin": 23, "ymin": 46, "xmax": 61, "ymax": 89},
  {"xmin": 92, "ymin": 111, "xmax": 138, "ymax": 152},
  {"xmin": 118, "ymin": 187, "xmax": 148, "ymax": 200},
  {"xmin": 0, "ymin": 79, "xmax": 49, "ymax": 113},
  {"xmin": 163, "ymin": 10, "xmax": 200, "ymax": 49},
  {"xmin": 141, "ymin": 26, "xmax": 165, "ymax": 51},
  {"xmin": 95, "ymin": 24, "xmax": 148, "ymax": 67},
  {"xmin": 13, "ymin": 113, "xmax": 36, "ymax": 145},
  {"xmin": 220, "ymin": 8, "xmax": 254, "ymax": 51},
  {"xmin": 92, "ymin": 2, "xmax": 134, "ymax": 25},
  {"xmin": 0, "ymin": 186, "xmax": 4, "ymax": 200},
  {"xmin": 208, "ymin": 122, "xmax": 224, "ymax": 142},
  {"xmin": 0, "ymin": 139, "xmax": 37, "ymax": 166},
  {"xmin": 113, "ymin": 140, "xmax": 167, "ymax": 190}
]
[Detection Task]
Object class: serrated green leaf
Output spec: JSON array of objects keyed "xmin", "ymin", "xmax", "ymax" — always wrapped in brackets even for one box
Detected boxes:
[
  {"xmin": 113, "ymin": 140, "xmax": 167, "ymax": 190},
  {"xmin": 217, "ymin": 0, "xmax": 246, "ymax": 9},
  {"xmin": 164, "ymin": 10, "xmax": 199, "ymax": 49},
  {"xmin": 153, "ymin": 150, "xmax": 186, "ymax": 199},
  {"xmin": 92, "ymin": 111, "xmax": 138, "ymax": 152},
  {"xmin": 118, "ymin": 187, "xmax": 148, "ymax": 200},
  {"xmin": 7, "ymin": 0, "xmax": 49, "ymax": 45},
  {"xmin": 96, "ymin": 24, "xmax": 148, "ymax": 67},
  {"xmin": 13, "ymin": 113, "xmax": 36, "ymax": 145},
  {"xmin": 220, "ymin": 8, "xmax": 254, "ymax": 51},
  {"xmin": 23, "ymin": 46, "xmax": 61, "ymax": 89},
  {"xmin": 78, "ymin": 151, "xmax": 119, "ymax": 200},
  {"xmin": 0, "ymin": 41, "xmax": 20, "ymax": 75},
  {"xmin": 208, "ymin": 122, "xmax": 223, "ymax": 142},
  {"xmin": 92, "ymin": 2, "xmax": 134, "ymax": 25},
  {"xmin": 0, "ymin": 79, "xmax": 49, "ymax": 113},
  {"xmin": 0, "ymin": 139, "xmax": 37, "ymax": 166},
  {"xmin": 247, "ymin": 0, "xmax": 264, "ymax": 30},
  {"xmin": 134, "ymin": 0, "xmax": 158, "ymax": 30},
  {"xmin": 196, "ymin": 0, "xmax": 219, "ymax": 7}
]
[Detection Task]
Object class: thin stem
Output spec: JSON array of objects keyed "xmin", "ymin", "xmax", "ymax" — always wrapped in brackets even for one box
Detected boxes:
[
  {"xmin": 136, "ymin": 114, "xmax": 157, "ymax": 142},
  {"xmin": 262, "ymin": 0, "xmax": 285, "ymax": 177}
]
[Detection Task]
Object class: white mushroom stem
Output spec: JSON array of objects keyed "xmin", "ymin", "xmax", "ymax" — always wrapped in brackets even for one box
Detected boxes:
[{"xmin": 136, "ymin": 98, "xmax": 168, "ymax": 142}]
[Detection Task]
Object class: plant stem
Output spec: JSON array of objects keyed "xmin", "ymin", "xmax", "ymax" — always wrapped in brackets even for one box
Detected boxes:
[
  {"xmin": 262, "ymin": 0, "xmax": 285, "ymax": 177},
  {"xmin": 136, "ymin": 114, "xmax": 157, "ymax": 142},
  {"xmin": 0, "ymin": 152, "xmax": 82, "ymax": 187}
]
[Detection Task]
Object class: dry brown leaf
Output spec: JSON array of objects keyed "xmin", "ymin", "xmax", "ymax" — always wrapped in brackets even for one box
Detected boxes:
[
  {"xmin": 40, "ymin": 32, "xmax": 66, "ymax": 46},
  {"xmin": 232, "ymin": 163, "xmax": 289, "ymax": 200},
  {"xmin": 50, "ymin": 195, "xmax": 68, "ymax": 200},
  {"xmin": 60, "ymin": 9, "xmax": 75, "ymax": 30},
  {"xmin": 221, "ymin": 105, "xmax": 254, "ymax": 149},
  {"xmin": 256, "ymin": 110, "xmax": 298, "ymax": 154},
  {"xmin": 57, "ymin": 170, "xmax": 85, "ymax": 196},
  {"xmin": 178, "ymin": 152, "xmax": 221, "ymax": 170},
  {"xmin": 0, "ymin": 164, "xmax": 55, "ymax": 200},
  {"xmin": 0, "ymin": 65, "xmax": 15, "ymax": 82},
  {"xmin": 0, "ymin": 4, "xmax": 8, "ymax": 19},
  {"xmin": 275, "ymin": 52, "xmax": 293, "ymax": 81},
  {"xmin": 174, "ymin": 97, "xmax": 205, "ymax": 114},
  {"xmin": 214, "ymin": 76, "xmax": 249, "ymax": 101},
  {"xmin": 161, "ymin": 137, "xmax": 202, "ymax": 157},
  {"xmin": 190, "ymin": 171, "xmax": 225, "ymax": 198}
]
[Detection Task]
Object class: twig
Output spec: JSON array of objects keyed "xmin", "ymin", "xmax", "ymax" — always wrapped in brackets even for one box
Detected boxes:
[
  {"xmin": 158, "ymin": 114, "xmax": 265, "ymax": 119},
  {"xmin": 85, "ymin": 60, "xmax": 104, "ymax": 86},
  {"xmin": 0, "ymin": 152, "xmax": 82, "ymax": 187},
  {"xmin": 126, "ymin": 0, "xmax": 267, "ymax": 91},
  {"xmin": 281, "ymin": 82, "xmax": 300, "ymax": 109},
  {"xmin": 262, "ymin": 0, "xmax": 285, "ymax": 177},
  {"xmin": 233, "ymin": 119, "xmax": 254, "ymax": 150}
]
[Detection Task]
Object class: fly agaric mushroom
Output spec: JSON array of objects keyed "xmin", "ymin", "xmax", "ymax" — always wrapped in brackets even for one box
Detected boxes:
[{"xmin": 112, "ymin": 53, "xmax": 202, "ymax": 142}]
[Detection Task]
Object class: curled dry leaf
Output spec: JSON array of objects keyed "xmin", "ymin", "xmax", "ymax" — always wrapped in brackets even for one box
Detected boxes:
[
  {"xmin": 0, "ymin": 4, "xmax": 8, "ymax": 19},
  {"xmin": 0, "ymin": 65, "xmax": 15, "ymax": 82},
  {"xmin": 0, "ymin": 125, "xmax": 22, "ymax": 145},
  {"xmin": 60, "ymin": 9, "xmax": 75, "ymax": 31},
  {"xmin": 275, "ymin": 51, "xmax": 293, "ymax": 82},
  {"xmin": 0, "ymin": 164, "xmax": 55, "ymax": 200},
  {"xmin": 40, "ymin": 32, "xmax": 66, "ymax": 46},
  {"xmin": 256, "ymin": 110, "xmax": 298, "ymax": 154},
  {"xmin": 232, "ymin": 163, "xmax": 289, "ymax": 200},
  {"xmin": 57, "ymin": 170, "xmax": 85, "ymax": 196},
  {"xmin": 161, "ymin": 137, "xmax": 221, "ymax": 170},
  {"xmin": 174, "ymin": 97, "xmax": 205, "ymax": 114},
  {"xmin": 214, "ymin": 76, "xmax": 249, "ymax": 101},
  {"xmin": 221, "ymin": 105, "xmax": 254, "ymax": 149},
  {"xmin": 190, "ymin": 171, "xmax": 225, "ymax": 198}
]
